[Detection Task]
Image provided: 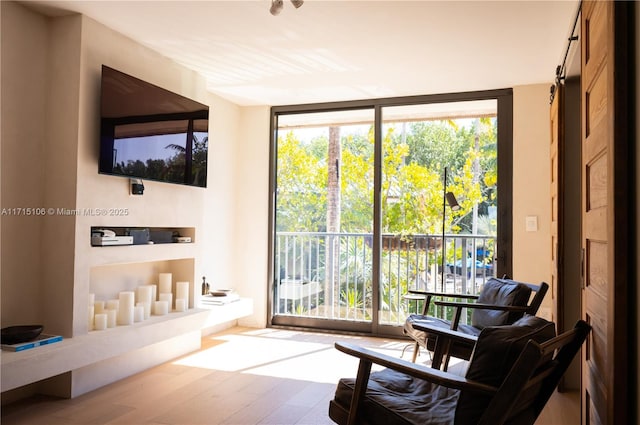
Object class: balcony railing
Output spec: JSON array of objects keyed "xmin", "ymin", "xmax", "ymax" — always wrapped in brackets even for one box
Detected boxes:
[{"xmin": 274, "ymin": 232, "xmax": 497, "ymax": 325}]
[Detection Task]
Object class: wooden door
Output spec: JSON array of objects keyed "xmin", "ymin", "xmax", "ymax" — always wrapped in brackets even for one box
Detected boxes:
[{"xmin": 581, "ymin": 1, "xmax": 630, "ymax": 424}]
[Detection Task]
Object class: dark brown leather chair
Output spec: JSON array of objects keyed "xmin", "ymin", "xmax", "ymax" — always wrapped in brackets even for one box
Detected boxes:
[
  {"xmin": 329, "ymin": 316, "xmax": 590, "ymax": 425},
  {"xmin": 404, "ymin": 277, "xmax": 548, "ymax": 369}
]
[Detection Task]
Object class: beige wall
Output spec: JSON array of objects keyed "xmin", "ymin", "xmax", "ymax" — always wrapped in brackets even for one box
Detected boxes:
[
  {"xmin": 1, "ymin": 1, "xmax": 49, "ymax": 327},
  {"xmin": 233, "ymin": 106, "xmax": 271, "ymax": 328},
  {"xmin": 512, "ymin": 84, "xmax": 552, "ymax": 319},
  {"xmin": 0, "ymin": 3, "xmax": 246, "ymax": 338},
  {"xmin": 1, "ymin": 0, "xmax": 557, "ymax": 345}
]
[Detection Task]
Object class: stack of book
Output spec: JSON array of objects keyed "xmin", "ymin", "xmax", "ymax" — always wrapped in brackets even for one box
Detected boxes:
[
  {"xmin": 201, "ymin": 290, "xmax": 240, "ymax": 306},
  {"xmin": 1, "ymin": 334, "xmax": 63, "ymax": 352}
]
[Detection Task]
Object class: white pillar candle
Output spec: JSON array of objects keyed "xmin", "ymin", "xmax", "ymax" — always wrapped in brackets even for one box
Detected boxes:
[
  {"xmin": 136, "ymin": 285, "xmax": 153, "ymax": 303},
  {"xmin": 118, "ymin": 291, "xmax": 135, "ymax": 325},
  {"xmin": 94, "ymin": 301, "xmax": 105, "ymax": 314},
  {"xmin": 139, "ymin": 301, "xmax": 151, "ymax": 319},
  {"xmin": 154, "ymin": 300, "xmax": 169, "ymax": 316},
  {"xmin": 88, "ymin": 305, "xmax": 94, "ymax": 331},
  {"xmin": 175, "ymin": 298, "xmax": 187, "ymax": 312},
  {"xmin": 159, "ymin": 293, "xmax": 173, "ymax": 311},
  {"xmin": 137, "ymin": 285, "xmax": 154, "ymax": 315},
  {"xmin": 106, "ymin": 299, "xmax": 120, "ymax": 311},
  {"xmin": 176, "ymin": 281, "xmax": 189, "ymax": 303},
  {"xmin": 88, "ymin": 293, "xmax": 95, "ymax": 307},
  {"xmin": 159, "ymin": 273, "xmax": 172, "ymax": 294},
  {"xmin": 106, "ymin": 309, "xmax": 117, "ymax": 328},
  {"xmin": 134, "ymin": 304, "xmax": 145, "ymax": 322},
  {"xmin": 94, "ymin": 313, "xmax": 107, "ymax": 330},
  {"xmin": 150, "ymin": 284, "xmax": 158, "ymax": 314}
]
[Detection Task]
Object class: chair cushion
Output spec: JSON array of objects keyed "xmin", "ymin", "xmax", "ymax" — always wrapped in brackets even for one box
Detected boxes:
[
  {"xmin": 471, "ymin": 278, "xmax": 532, "ymax": 329},
  {"xmin": 454, "ymin": 315, "xmax": 556, "ymax": 424},
  {"xmin": 334, "ymin": 368, "xmax": 460, "ymax": 425}
]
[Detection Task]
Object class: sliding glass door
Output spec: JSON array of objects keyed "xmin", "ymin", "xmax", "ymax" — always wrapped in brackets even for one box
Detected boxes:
[
  {"xmin": 270, "ymin": 90, "xmax": 512, "ymax": 336},
  {"xmin": 271, "ymin": 109, "xmax": 375, "ymax": 332}
]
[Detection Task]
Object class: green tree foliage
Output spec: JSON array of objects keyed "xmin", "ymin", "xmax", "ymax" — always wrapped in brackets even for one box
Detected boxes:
[
  {"xmin": 276, "ymin": 131, "xmax": 328, "ymax": 232},
  {"xmin": 275, "ymin": 119, "xmax": 497, "ymax": 236}
]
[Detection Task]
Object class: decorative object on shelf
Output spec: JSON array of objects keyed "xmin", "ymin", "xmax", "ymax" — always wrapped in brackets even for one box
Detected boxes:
[
  {"xmin": 202, "ymin": 289, "xmax": 240, "ymax": 306},
  {"xmin": 1, "ymin": 325, "xmax": 44, "ymax": 345},
  {"xmin": 270, "ymin": 0, "xmax": 303, "ymax": 16},
  {"xmin": 1, "ymin": 333, "xmax": 62, "ymax": 352},
  {"xmin": 201, "ymin": 276, "xmax": 210, "ymax": 295}
]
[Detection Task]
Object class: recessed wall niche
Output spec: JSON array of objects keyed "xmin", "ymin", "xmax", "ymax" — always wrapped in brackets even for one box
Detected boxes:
[{"xmin": 89, "ymin": 259, "xmax": 194, "ymax": 311}]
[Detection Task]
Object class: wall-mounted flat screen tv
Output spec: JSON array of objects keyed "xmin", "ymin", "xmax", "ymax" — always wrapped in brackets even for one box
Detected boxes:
[{"xmin": 99, "ymin": 65, "xmax": 209, "ymax": 188}]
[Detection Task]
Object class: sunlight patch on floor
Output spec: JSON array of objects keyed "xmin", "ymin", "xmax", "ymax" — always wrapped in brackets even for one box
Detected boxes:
[{"xmin": 172, "ymin": 329, "xmax": 407, "ymax": 384}]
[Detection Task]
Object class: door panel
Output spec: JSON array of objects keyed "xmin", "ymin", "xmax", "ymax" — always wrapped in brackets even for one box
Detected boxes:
[{"xmin": 581, "ymin": 2, "xmax": 630, "ymax": 424}]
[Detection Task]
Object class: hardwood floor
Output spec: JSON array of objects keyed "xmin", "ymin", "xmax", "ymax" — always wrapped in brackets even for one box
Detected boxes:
[{"xmin": 1, "ymin": 326, "xmax": 579, "ymax": 424}]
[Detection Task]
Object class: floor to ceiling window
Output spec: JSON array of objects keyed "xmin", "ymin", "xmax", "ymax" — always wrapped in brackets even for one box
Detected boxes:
[{"xmin": 269, "ymin": 90, "xmax": 513, "ymax": 337}]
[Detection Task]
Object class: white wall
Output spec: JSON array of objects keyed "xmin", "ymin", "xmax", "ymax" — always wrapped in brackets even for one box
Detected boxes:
[
  {"xmin": 234, "ymin": 106, "xmax": 271, "ymax": 328},
  {"xmin": 512, "ymin": 84, "xmax": 553, "ymax": 319}
]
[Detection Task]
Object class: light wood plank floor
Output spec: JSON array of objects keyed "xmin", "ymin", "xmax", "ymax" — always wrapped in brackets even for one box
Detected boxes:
[{"xmin": 1, "ymin": 326, "xmax": 578, "ymax": 425}]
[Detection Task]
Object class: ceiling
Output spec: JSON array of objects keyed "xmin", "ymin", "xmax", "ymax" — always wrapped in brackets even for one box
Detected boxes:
[{"xmin": 29, "ymin": 0, "xmax": 579, "ymax": 107}]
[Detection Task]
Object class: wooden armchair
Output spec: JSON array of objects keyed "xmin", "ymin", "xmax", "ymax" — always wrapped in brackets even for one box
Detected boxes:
[
  {"xmin": 329, "ymin": 317, "xmax": 590, "ymax": 425},
  {"xmin": 403, "ymin": 277, "xmax": 548, "ymax": 369}
]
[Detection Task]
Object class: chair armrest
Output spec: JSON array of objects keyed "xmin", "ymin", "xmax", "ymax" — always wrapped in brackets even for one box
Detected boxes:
[
  {"xmin": 408, "ymin": 290, "xmax": 479, "ymax": 300},
  {"xmin": 433, "ymin": 300, "xmax": 529, "ymax": 312},
  {"xmin": 334, "ymin": 342, "xmax": 496, "ymax": 395},
  {"xmin": 410, "ymin": 323, "xmax": 479, "ymax": 346}
]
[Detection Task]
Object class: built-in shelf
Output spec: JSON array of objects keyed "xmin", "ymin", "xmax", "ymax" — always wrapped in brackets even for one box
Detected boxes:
[
  {"xmin": 2, "ymin": 299, "xmax": 254, "ymax": 393},
  {"xmin": 88, "ymin": 242, "xmax": 197, "ymax": 266},
  {"xmin": 1, "ymin": 309, "xmax": 210, "ymax": 392}
]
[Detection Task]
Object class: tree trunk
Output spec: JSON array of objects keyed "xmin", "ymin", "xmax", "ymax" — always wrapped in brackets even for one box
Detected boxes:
[{"xmin": 325, "ymin": 126, "xmax": 341, "ymax": 314}]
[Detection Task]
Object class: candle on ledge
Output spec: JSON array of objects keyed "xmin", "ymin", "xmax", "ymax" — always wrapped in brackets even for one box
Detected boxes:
[
  {"xmin": 106, "ymin": 309, "xmax": 117, "ymax": 328},
  {"xmin": 175, "ymin": 298, "xmax": 187, "ymax": 312},
  {"xmin": 137, "ymin": 285, "xmax": 153, "ymax": 304},
  {"xmin": 159, "ymin": 273, "xmax": 172, "ymax": 295},
  {"xmin": 176, "ymin": 281, "xmax": 189, "ymax": 304},
  {"xmin": 94, "ymin": 301, "xmax": 105, "ymax": 315},
  {"xmin": 154, "ymin": 300, "xmax": 169, "ymax": 316},
  {"xmin": 137, "ymin": 285, "xmax": 153, "ymax": 318},
  {"xmin": 106, "ymin": 299, "xmax": 120, "ymax": 312},
  {"xmin": 118, "ymin": 291, "xmax": 135, "ymax": 325},
  {"xmin": 88, "ymin": 293, "xmax": 95, "ymax": 307},
  {"xmin": 159, "ymin": 293, "xmax": 173, "ymax": 311},
  {"xmin": 88, "ymin": 305, "xmax": 94, "ymax": 331},
  {"xmin": 94, "ymin": 313, "xmax": 107, "ymax": 331},
  {"xmin": 134, "ymin": 304, "xmax": 144, "ymax": 322}
]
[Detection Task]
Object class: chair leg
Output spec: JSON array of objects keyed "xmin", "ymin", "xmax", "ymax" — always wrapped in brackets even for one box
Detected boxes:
[{"xmin": 411, "ymin": 342, "xmax": 420, "ymax": 362}]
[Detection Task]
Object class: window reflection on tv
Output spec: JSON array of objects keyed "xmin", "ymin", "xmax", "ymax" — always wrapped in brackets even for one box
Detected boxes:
[{"xmin": 99, "ymin": 66, "xmax": 209, "ymax": 188}]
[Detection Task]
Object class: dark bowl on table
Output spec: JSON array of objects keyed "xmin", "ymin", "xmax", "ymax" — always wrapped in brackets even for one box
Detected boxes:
[{"xmin": 1, "ymin": 325, "xmax": 43, "ymax": 345}]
